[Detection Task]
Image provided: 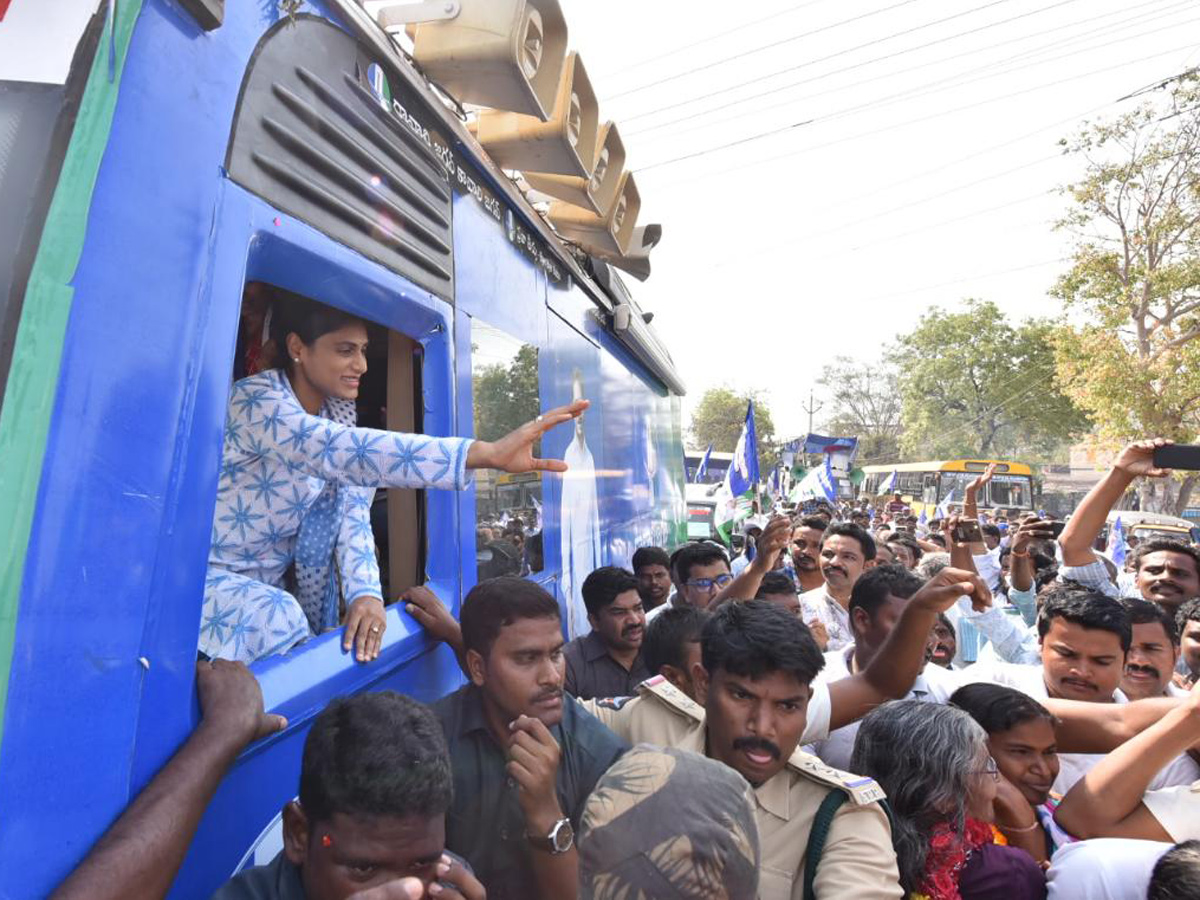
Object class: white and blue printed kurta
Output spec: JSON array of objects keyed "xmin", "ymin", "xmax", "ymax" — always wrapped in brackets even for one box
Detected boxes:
[{"xmin": 200, "ymin": 369, "xmax": 472, "ymax": 663}]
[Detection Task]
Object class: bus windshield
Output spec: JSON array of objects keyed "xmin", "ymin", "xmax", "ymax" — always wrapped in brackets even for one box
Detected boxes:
[{"xmin": 988, "ymin": 475, "xmax": 1031, "ymax": 510}]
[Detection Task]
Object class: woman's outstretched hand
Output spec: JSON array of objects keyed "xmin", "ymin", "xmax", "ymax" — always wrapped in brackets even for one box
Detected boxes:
[{"xmin": 466, "ymin": 400, "xmax": 589, "ymax": 474}]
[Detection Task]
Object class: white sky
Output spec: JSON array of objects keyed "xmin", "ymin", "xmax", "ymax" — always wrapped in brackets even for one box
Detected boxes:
[{"xmin": 559, "ymin": 0, "xmax": 1200, "ymax": 443}]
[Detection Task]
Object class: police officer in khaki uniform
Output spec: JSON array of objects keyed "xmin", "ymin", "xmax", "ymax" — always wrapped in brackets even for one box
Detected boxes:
[{"xmin": 582, "ymin": 568, "xmax": 992, "ymax": 900}]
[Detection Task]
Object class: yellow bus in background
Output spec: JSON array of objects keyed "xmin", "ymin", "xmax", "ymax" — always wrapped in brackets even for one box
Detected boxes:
[{"xmin": 861, "ymin": 460, "xmax": 1036, "ymax": 515}]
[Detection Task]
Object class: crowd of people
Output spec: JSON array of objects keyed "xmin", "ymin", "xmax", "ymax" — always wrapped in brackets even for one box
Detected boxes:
[
  {"xmin": 49, "ymin": 438, "xmax": 1200, "ymax": 900},
  {"xmin": 48, "ymin": 289, "xmax": 1200, "ymax": 900}
]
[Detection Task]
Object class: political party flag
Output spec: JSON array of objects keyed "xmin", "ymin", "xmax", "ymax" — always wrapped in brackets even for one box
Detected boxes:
[
  {"xmin": 714, "ymin": 407, "xmax": 759, "ymax": 544},
  {"xmin": 728, "ymin": 403, "xmax": 760, "ymax": 498},
  {"xmin": 935, "ymin": 489, "xmax": 955, "ymax": 520},
  {"xmin": 693, "ymin": 443, "xmax": 714, "ymax": 483},
  {"xmin": 1108, "ymin": 516, "xmax": 1128, "ymax": 567},
  {"xmin": 768, "ymin": 466, "xmax": 782, "ymax": 500},
  {"xmin": 794, "ymin": 454, "xmax": 838, "ymax": 504},
  {"xmin": 918, "ymin": 506, "xmax": 928, "ymax": 526},
  {"xmin": 880, "ymin": 470, "xmax": 898, "ymax": 493}
]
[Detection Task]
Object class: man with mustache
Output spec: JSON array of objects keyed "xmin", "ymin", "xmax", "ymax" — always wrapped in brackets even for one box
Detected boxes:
[
  {"xmin": 1059, "ymin": 439, "xmax": 1200, "ymax": 613},
  {"xmin": 580, "ymin": 569, "xmax": 992, "ymax": 900},
  {"xmin": 799, "ymin": 522, "xmax": 877, "ymax": 651},
  {"xmin": 429, "ymin": 577, "xmax": 626, "ymax": 900},
  {"xmin": 789, "ymin": 516, "xmax": 828, "ymax": 593},
  {"xmin": 1120, "ymin": 598, "xmax": 1187, "ymax": 700},
  {"xmin": 956, "ymin": 585, "xmax": 1198, "ymax": 792},
  {"xmin": 562, "ymin": 567, "xmax": 650, "ymax": 701},
  {"xmin": 631, "ymin": 546, "xmax": 671, "ymax": 611}
]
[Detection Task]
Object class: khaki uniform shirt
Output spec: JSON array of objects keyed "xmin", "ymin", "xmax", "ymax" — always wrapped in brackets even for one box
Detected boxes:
[{"xmin": 583, "ymin": 678, "xmax": 902, "ymax": 900}]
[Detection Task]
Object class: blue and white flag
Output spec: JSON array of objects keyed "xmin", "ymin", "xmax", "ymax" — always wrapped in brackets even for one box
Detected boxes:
[
  {"xmin": 728, "ymin": 402, "xmax": 760, "ymax": 498},
  {"xmin": 768, "ymin": 466, "xmax": 781, "ymax": 500},
  {"xmin": 880, "ymin": 470, "xmax": 898, "ymax": 493},
  {"xmin": 795, "ymin": 454, "xmax": 838, "ymax": 504},
  {"xmin": 918, "ymin": 506, "xmax": 928, "ymax": 526},
  {"xmin": 935, "ymin": 489, "xmax": 955, "ymax": 520},
  {"xmin": 1108, "ymin": 516, "xmax": 1128, "ymax": 567},
  {"xmin": 693, "ymin": 442, "xmax": 714, "ymax": 483}
]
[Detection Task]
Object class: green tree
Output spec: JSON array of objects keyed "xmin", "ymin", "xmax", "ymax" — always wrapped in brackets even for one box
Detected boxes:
[
  {"xmin": 1052, "ymin": 76, "xmax": 1200, "ymax": 514},
  {"xmin": 817, "ymin": 357, "xmax": 903, "ymax": 465},
  {"xmin": 689, "ymin": 387, "xmax": 778, "ymax": 472},
  {"xmin": 473, "ymin": 343, "xmax": 540, "ymax": 442},
  {"xmin": 891, "ymin": 299, "xmax": 1086, "ymax": 461}
]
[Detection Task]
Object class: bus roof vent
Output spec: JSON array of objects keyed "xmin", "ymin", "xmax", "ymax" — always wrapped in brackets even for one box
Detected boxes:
[{"xmin": 226, "ymin": 16, "xmax": 454, "ymax": 299}]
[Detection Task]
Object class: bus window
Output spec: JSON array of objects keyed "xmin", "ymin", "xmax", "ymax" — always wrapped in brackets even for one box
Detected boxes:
[
  {"xmin": 939, "ymin": 471, "xmax": 976, "ymax": 502},
  {"xmin": 470, "ymin": 318, "xmax": 543, "ymax": 580},
  {"xmin": 202, "ymin": 284, "xmax": 424, "ymax": 663},
  {"xmin": 988, "ymin": 476, "xmax": 1031, "ymax": 510}
]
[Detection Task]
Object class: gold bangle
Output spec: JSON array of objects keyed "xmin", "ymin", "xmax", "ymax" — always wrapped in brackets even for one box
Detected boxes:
[{"xmin": 998, "ymin": 820, "xmax": 1040, "ymax": 833}]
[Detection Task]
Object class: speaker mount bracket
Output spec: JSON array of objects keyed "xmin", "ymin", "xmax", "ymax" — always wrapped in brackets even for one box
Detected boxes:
[{"xmin": 366, "ymin": 0, "xmax": 461, "ymax": 29}]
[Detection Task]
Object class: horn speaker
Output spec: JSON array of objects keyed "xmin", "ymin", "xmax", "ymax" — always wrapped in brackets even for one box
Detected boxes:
[{"xmin": 408, "ymin": 0, "xmax": 568, "ymax": 121}]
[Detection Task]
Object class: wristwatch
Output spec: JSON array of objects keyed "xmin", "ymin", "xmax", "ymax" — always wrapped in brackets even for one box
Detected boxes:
[{"xmin": 528, "ymin": 817, "xmax": 574, "ymax": 854}]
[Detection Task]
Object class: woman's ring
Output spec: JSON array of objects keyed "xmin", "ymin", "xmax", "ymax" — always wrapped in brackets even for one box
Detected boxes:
[
  {"xmin": 370, "ymin": 625, "xmax": 380, "ymax": 633},
  {"xmin": 536, "ymin": 415, "xmax": 544, "ymax": 423}
]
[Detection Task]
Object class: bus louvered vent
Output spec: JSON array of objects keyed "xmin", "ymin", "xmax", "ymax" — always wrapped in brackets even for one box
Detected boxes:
[{"xmin": 226, "ymin": 16, "xmax": 453, "ymax": 299}]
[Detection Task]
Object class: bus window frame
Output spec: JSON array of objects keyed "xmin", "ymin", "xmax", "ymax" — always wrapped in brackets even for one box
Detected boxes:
[{"xmin": 224, "ymin": 219, "xmax": 465, "ymax": 725}]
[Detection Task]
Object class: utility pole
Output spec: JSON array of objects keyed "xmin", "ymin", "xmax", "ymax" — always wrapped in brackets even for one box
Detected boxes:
[
  {"xmin": 802, "ymin": 389, "xmax": 823, "ymax": 438},
  {"xmin": 801, "ymin": 389, "xmax": 823, "ymax": 471}
]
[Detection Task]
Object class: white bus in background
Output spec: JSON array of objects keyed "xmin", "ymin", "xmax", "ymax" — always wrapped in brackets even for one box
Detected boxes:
[{"xmin": 684, "ymin": 450, "xmax": 733, "ymax": 540}]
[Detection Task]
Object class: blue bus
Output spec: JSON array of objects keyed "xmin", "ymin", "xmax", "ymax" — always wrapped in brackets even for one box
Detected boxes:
[{"xmin": 0, "ymin": 2, "xmax": 686, "ymax": 895}]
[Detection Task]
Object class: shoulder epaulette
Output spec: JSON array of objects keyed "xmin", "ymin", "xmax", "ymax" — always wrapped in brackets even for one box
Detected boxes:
[
  {"xmin": 786, "ymin": 748, "xmax": 887, "ymax": 806},
  {"xmin": 637, "ymin": 675, "xmax": 706, "ymax": 724}
]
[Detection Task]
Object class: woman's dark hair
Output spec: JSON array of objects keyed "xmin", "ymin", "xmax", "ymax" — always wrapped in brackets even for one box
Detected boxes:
[
  {"xmin": 701, "ymin": 600, "xmax": 824, "ymax": 685},
  {"xmin": 949, "ymin": 683, "xmax": 1057, "ymax": 735},
  {"xmin": 270, "ymin": 295, "xmax": 366, "ymax": 376},
  {"xmin": 299, "ymin": 691, "xmax": 452, "ymax": 826},
  {"xmin": 850, "ymin": 701, "xmax": 988, "ymax": 896},
  {"xmin": 1036, "ymin": 583, "xmax": 1132, "ymax": 651},
  {"xmin": 460, "ymin": 577, "xmax": 560, "ymax": 656},
  {"xmin": 643, "ymin": 606, "xmax": 710, "ymax": 675}
]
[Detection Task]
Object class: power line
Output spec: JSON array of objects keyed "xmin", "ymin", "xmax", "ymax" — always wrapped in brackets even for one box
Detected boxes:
[
  {"xmin": 597, "ymin": 0, "xmax": 837, "ymax": 81},
  {"xmin": 604, "ymin": 0, "xmax": 936, "ymax": 101},
  {"xmin": 638, "ymin": 9, "xmax": 1200, "ymax": 180},
  {"xmin": 626, "ymin": 0, "xmax": 1185, "ymax": 139},
  {"xmin": 636, "ymin": 41, "xmax": 1200, "ymax": 172},
  {"xmin": 619, "ymin": 0, "xmax": 1084, "ymax": 123}
]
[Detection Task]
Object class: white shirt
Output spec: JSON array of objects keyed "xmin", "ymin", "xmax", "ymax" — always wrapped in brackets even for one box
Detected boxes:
[
  {"xmin": 1143, "ymin": 779, "xmax": 1200, "ymax": 841},
  {"xmin": 799, "ymin": 586, "xmax": 854, "ymax": 651},
  {"xmin": 1046, "ymin": 838, "xmax": 1171, "ymax": 900},
  {"xmin": 807, "ymin": 645, "xmax": 959, "ymax": 771}
]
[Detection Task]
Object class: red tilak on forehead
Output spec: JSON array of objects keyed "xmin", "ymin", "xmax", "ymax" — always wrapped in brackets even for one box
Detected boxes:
[{"xmin": 321, "ymin": 834, "xmax": 333, "ymax": 848}]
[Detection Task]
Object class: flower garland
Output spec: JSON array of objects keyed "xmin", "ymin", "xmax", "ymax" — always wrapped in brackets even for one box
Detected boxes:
[{"xmin": 910, "ymin": 817, "xmax": 995, "ymax": 900}]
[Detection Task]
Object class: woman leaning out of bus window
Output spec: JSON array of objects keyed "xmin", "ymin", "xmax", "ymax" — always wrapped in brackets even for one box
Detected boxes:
[{"xmin": 200, "ymin": 299, "xmax": 584, "ymax": 665}]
